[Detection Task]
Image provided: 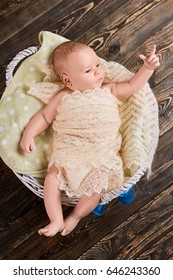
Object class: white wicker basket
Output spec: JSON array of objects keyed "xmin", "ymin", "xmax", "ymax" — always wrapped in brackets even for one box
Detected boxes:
[{"xmin": 6, "ymin": 46, "xmax": 148, "ymax": 206}]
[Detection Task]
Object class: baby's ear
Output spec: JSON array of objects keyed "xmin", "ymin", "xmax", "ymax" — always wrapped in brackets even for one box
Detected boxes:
[{"xmin": 60, "ymin": 73, "xmax": 72, "ymax": 87}]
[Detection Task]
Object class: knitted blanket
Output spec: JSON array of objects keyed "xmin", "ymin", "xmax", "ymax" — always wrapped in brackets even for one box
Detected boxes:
[{"xmin": 0, "ymin": 31, "xmax": 159, "ymax": 180}]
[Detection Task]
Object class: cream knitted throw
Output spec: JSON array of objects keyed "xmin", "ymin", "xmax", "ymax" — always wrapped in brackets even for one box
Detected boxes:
[{"xmin": 101, "ymin": 59, "xmax": 159, "ymax": 178}]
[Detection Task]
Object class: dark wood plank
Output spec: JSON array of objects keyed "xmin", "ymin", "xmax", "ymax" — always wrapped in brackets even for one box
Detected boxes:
[
  {"xmin": 0, "ymin": 0, "xmax": 62, "ymax": 43},
  {"xmin": 77, "ymin": 0, "xmax": 173, "ymax": 62},
  {"xmin": 157, "ymin": 76, "xmax": 173, "ymax": 136},
  {"xmin": 0, "ymin": 0, "xmax": 105, "ymax": 63},
  {"xmin": 79, "ymin": 185, "xmax": 173, "ymax": 260}
]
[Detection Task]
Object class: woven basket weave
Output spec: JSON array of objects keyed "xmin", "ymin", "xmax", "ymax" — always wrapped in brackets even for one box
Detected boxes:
[{"xmin": 5, "ymin": 46, "xmax": 148, "ymax": 206}]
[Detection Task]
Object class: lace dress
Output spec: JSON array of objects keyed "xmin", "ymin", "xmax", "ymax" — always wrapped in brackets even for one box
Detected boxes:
[{"xmin": 48, "ymin": 87, "xmax": 124, "ymax": 197}]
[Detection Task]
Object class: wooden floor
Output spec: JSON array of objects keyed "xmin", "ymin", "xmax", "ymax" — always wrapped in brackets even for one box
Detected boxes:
[{"xmin": 0, "ymin": 0, "xmax": 173, "ymax": 260}]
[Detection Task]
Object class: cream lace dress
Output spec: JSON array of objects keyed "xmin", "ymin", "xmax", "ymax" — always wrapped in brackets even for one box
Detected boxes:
[{"xmin": 48, "ymin": 87, "xmax": 124, "ymax": 197}]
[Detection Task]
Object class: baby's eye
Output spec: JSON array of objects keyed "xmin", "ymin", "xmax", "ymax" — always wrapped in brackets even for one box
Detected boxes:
[
  {"xmin": 85, "ymin": 69, "xmax": 91, "ymax": 73},
  {"xmin": 96, "ymin": 63, "xmax": 100, "ymax": 67}
]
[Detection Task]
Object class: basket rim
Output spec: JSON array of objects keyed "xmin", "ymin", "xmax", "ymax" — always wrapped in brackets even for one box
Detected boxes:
[{"xmin": 14, "ymin": 164, "xmax": 147, "ymax": 206}]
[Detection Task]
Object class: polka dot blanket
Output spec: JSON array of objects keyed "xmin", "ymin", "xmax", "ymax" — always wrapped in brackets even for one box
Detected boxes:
[{"xmin": 0, "ymin": 31, "xmax": 69, "ymax": 176}]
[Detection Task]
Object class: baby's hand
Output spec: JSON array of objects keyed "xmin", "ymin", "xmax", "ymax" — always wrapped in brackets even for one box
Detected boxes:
[
  {"xmin": 139, "ymin": 44, "xmax": 160, "ymax": 70},
  {"xmin": 20, "ymin": 135, "xmax": 35, "ymax": 153}
]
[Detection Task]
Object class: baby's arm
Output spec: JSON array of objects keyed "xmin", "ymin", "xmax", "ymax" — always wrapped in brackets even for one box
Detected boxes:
[
  {"xmin": 110, "ymin": 45, "xmax": 160, "ymax": 100},
  {"xmin": 20, "ymin": 90, "xmax": 67, "ymax": 153}
]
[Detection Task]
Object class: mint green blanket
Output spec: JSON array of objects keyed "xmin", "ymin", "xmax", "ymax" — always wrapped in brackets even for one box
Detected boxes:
[{"xmin": 0, "ymin": 31, "xmax": 69, "ymax": 176}]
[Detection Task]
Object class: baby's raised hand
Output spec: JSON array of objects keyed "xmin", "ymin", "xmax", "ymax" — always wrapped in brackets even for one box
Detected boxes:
[{"xmin": 139, "ymin": 44, "xmax": 160, "ymax": 70}]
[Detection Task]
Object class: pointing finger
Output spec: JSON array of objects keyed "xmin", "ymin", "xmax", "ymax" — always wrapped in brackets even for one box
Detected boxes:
[{"xmin": 149, "ymin": 44, "xmax": 156, "ymax": 56}]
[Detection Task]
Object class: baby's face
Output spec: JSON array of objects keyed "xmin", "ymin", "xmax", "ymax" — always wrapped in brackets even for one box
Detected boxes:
[{"xmin": 64, "ymin": 47, "xmax": 105, "ymax": 91}]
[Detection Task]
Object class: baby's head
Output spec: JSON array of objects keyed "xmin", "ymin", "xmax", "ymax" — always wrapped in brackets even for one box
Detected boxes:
[
  {"xmin": 53, "ymin": 41, "xmax": 88, "ymax": 76},
  {"xmin": 52, "ymin": 41, "xmax": 105, "ymax": 91}
]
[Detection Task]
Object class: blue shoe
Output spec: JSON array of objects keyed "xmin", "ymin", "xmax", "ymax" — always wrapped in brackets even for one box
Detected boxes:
[
  {"xmin": 92, "ymin": 186, "xmax": 137, "ymax": 216},
  {"xmin": 117, "ymin": 185, "xmax": 137, "ymax": 204},
  {"xmin": 92, "ymin": 204, "xmax": 105, "ymax": 216}
]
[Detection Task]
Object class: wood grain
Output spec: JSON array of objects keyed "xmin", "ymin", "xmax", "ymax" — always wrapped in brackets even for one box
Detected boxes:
[{"xmin": 79, "ymin": 185, "xmax": 173, "ymax": 259}]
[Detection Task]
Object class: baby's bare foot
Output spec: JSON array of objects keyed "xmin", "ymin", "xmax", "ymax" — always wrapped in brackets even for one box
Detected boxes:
[
  {"xmin": 38, "ymin": 221, "xmax": 64, "ymax": 237},
  {"xmin": 61, "ymin": 213, "xmax": 81, "ymax": 236}
]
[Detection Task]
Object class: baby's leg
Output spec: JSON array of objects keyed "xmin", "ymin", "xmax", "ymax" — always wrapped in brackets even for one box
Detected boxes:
[
  {"xmin": 61, "ymin": 192, "xmax": 101, "ymax": 236},
  {"xmin": 38, "ymin": 164, "xmax": 64, "ymax": 237}
]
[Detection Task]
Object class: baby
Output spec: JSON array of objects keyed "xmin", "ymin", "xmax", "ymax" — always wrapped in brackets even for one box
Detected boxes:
[{"xmin": 20, "ymin": 41, "xmax": 160, "ymax": 237}]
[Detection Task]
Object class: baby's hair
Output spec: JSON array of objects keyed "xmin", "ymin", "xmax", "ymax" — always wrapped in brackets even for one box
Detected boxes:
[{"xmin": 52, "ymin": 41, "xmax": 89, "ymax": 76}]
